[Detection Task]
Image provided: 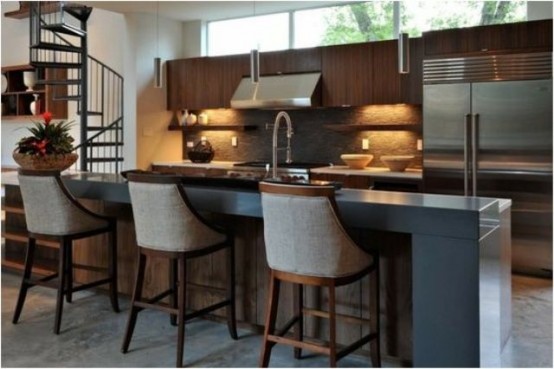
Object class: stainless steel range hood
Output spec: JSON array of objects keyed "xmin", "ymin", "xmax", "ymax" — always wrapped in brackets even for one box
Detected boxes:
[{"xmin": 230, "ymin": 72, "xmax": 321, "ymax": 109}]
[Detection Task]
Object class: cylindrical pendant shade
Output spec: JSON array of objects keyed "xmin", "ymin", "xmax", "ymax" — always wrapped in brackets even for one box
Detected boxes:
[
  {"xmin": 250, "ymin": 49, "xmax": 260, "ymax": 84},
  {"xmin": 154, "ymin": 57, "xmax": 162, "ymax": 88},
  {"xmin": 398, "ymin": 32, "xmax": 410, "ymax": 74}
]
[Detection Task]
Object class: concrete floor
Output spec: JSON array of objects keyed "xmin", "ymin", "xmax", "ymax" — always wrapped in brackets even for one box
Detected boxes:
[{"xmin": 1, "ymin": 271, "xmax": 552, "ymax": 367}]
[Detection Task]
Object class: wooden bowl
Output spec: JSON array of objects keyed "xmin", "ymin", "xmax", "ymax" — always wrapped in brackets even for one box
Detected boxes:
[
  {"xmin": 381, "ymin": 155, "xmax": 414, "ymax": 172},
  {"xmin": 340, "ymin": 154, "xmax": 373, "ymax": 169}
]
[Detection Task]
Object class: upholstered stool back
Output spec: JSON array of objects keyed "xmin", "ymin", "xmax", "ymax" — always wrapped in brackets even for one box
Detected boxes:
[
  {"xmin": 128, "ymin": 175, "xmax": 226, "ymax": 252},
  {"xmin": 260, "ymin": 182, "xmax": 372, "ymax": 278},
  {"xmin": 18, "ymin": 169, "xmax": 108, "ymax": 236}
]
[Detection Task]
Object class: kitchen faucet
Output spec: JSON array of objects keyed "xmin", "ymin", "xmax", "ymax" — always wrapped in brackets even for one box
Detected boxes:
[{"xmin": 272, "ymin": 111, "xmax": 293, "ymax": 179}]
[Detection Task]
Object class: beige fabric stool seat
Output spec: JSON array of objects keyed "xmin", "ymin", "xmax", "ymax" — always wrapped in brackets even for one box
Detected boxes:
[
  {"xmin": 258, "ymin": 181, "xmax": 381, "ymax": 367},
  {"xmin": 13, "ymin": 169, "xmax": 119, "ymax": 334},
  {"xmin": 121, "ymin": 173, "xmax": 237, "ymax": 368}
]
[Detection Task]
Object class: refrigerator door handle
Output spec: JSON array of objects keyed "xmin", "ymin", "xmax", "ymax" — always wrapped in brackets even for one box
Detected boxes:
[
  {"xmin": 464, "ymin": 114, "xmax": 471, "ymax": 196},
  {"xmin": 471, "ymin": 113, "xmax": 479, "ymax": 197}
]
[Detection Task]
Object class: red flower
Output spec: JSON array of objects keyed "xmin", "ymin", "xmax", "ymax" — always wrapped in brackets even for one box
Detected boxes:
[
  {"xmin": 32, "ymin": 139, "xmax": 49, "ymax": 156},
  {"xmin": 43, "ymin": 111, "xmax": 53, "ymax": 126}
]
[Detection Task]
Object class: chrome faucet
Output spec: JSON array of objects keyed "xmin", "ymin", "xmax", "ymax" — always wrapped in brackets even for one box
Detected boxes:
[{"xmin": 272, "ymin": 111, "xmax": 293, "ymax": 179}]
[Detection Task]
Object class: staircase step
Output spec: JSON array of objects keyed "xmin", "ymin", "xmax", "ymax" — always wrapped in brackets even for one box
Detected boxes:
[
  {"xmin": 78, "ymin": 111, "xmax": 103, "ymax": 116},
  {"xmin": 31, "ymin": 42, "xmax": 81, "ymax": 53},
  {"xmin": 62, "ymin": 5, "xmax": 93, "ymax": 22},
  {"xmin": 31, "ymin": 61, "xmax": 82, "ymax": 69},
  {"xmin": 53, "ymin": 95, "xmax": 81, "ymax": 101},
  {"xmin": 36, "ymin": 79, "xmax": 81, "ymax": 85},
  {"xmin": 86, "ymin": 158, "xmax": 124, "ymax": 163},
  {"xmin": 87, "ymin": 126, "xmax": 123, "ymax": 131},
  {"xmin": 88, "ymin": 142, "xmax": 124, "ymax": 147},
  {"xmin": 42, "ymin": 23, "xmax": 86, "ymax": 38}
]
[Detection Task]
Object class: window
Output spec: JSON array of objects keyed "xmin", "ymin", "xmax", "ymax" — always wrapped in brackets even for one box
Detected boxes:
[
  {"xmin": 207, "ymin": 1, "xmax": 528, "ymax": 56},
  {"xmin": 207, "ymin": 13, "xmax": 289, "ymax": 56},
  {"xmin": 294, "ymin": 2, "xmax": 395, "ymax": 48},
  {"xmin": 400, "ymin": 1, "xmax": 527, "ymax": 37}
]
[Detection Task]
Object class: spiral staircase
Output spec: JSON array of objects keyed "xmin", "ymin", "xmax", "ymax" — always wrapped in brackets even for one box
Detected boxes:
[{"xmin": 29, "ymin": 2, "xmax": 124, "ymax": 173}]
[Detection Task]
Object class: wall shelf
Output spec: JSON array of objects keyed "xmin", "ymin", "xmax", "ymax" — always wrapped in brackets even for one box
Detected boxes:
[
  {"xmin": 324, "ymin": 123, "xmax": 422, "ymax": 132},
  {"xmin": 168, "ymin": 124, "xmax": 258, "ymax": 132}
]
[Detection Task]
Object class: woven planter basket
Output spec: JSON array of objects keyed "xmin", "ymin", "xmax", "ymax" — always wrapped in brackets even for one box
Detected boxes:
[{"xmin": 12, "ymin": 152, "xmax": 78, "ymax": 171}]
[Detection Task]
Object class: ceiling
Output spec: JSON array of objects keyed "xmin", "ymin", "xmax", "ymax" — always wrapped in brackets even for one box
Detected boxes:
[{"xmin": 75, "ymin": 1, "xmax": 357, "ymax": 23}]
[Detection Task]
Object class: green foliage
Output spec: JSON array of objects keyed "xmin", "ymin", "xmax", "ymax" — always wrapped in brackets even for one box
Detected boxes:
[
  {"xmin": 321, "ymin": 1, "xmax": 526, "ymax": 44},
  {"xmin": 16, "ymin": 118, "xmax": 75, "ymax": 156},
  {"xmin": 322, "ymin": 2, "xmax": 394, "ymax": 44}
]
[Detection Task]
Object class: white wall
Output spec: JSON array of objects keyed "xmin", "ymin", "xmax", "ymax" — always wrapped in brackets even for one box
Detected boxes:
[
  {"xmin": 127, "ymin": 13, "xmax": 183, "ymax": 169},
  {"xmin": 182, "ymin": 20, "xmax": 206, "ymax": 58}
]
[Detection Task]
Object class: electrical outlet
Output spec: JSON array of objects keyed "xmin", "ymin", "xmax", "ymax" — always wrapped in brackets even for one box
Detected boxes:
[
  {"xmin": 231, "ymin": 136, "xmax": 238, "ymax": 147},
  {"xmin": 362, "ymin": 138, "xmax": 369, "ymax": 150},
  {"xmin": 201, "ymin": 136, "xmax": 207, "ymax": 142},
  {"xmin": 417, "ymin": 139, "xmax": 423, "ymax": 151},
  {"xmin": 186, "ymin": 141, "xmax": 194, "ymax": 148}
]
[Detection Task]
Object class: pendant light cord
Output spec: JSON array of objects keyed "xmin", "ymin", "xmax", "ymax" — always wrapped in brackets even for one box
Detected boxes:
[{"xmin": 156, "ymin": 1, "xmax": 159, "ymax": 57}]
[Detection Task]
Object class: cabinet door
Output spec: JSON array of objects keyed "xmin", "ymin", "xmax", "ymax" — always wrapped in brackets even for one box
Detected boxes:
[
  {"xmin": 221, "ymin": 54, "xmax": 250, "ymax": 108},
  {"xmin": 167, "ymin": 59, "xmax": 186, "ymax": 111},
  {"xmin": 372, "ymin": 40, "xmax": 401, "ymax": 104},
  {"xmin": 321, "ymin": 43, "xmax": 372, "ymax": 107},
  {"xmin": 424, "ymin": 19, "xmax": 552, "ymax": 57},
  {"xmin": 260, "ymin": 47, "xmax": 321, "ymax": 75},
  {"xmin": 400, "ymin": 37, "xmax": 424, "ymax": 104},
  {"xmin": 167, "ymin": 55, "xmax": 250, "ymax": 110}
]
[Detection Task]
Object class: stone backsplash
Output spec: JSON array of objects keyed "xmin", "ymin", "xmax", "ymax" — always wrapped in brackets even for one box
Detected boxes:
[{"xmin": 181, "ymin": 104, "xmax": 422, "ymax": 168}]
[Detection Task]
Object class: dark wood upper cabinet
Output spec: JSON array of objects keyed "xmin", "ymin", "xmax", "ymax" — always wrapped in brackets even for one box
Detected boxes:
[
  {"xmin": 321, "ymin": 42, "xmax": 373, "ymax": 107},
  {"xmin": 260, "ymin": 48, "xmax": 321, "ymax": 75},
  {"xmin": 401, "ymin": 37, "xmax": 424, "ymax": 105},
  {"xmin": 372, "ymin": 40, "xmax": 401, "ymax": 104},
  {"xmin": 424, "ymin": 19, "xmax": 552, "ymax": 57},
  {"xmin": 168, "ymin": 56, "xmax": 241, "ymax": 110}
]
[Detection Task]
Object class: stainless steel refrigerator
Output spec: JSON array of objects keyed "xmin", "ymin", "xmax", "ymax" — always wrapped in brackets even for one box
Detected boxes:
[{"xmin": 423, "ymin": 52, "xmax": 552, "ymax": 277}]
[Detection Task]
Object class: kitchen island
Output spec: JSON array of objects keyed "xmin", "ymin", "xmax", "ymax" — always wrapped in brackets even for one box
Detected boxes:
[{"xmin": 2, "ymin": 171, "xmax": 511, "ymax": 367}]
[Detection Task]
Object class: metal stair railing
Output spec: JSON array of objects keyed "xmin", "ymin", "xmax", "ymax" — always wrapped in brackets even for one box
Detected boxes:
[{"xmin": 29, "ymin": 2, "xmax": 124, "ymax": 173}]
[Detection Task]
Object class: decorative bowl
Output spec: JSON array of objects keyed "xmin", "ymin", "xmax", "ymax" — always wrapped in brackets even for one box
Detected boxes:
[
  {"xmin": 187, "ymin": 151, "xmax": 214, "ymax": 163},
  {"xmin": 340, "ymin": 154, "xmax": 373, "ymax": 169},
  {"xmin": 13, "ymin": 152, "xmax": 78, "ymax": 171},
  {"xmin": 380, "ymin": 155, "xmax": 414, "ymax": 172}
]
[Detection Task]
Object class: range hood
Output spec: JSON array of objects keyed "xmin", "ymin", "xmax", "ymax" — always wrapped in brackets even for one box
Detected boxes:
[{"xmin": 230, "ymin": 72, "xmax": 321, "ymax": 109}]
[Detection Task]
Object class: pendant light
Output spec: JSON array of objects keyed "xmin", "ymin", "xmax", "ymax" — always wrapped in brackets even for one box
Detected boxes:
[
  {"xmin": 398, "ymin": 32, "xmax": 410, "ymax": 74},
  {"xmin": 154, "ymin": 1, "xmax": 162, "ymax": 88},
  {"xmin": 250, "ymin": 1, "xmax": 260, "ymax": 84}
]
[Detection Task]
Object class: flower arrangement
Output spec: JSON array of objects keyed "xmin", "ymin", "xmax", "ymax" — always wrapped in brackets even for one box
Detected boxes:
[{"xmin": 15, "ymin": 112, "xmax": 75, "ymax": 156}]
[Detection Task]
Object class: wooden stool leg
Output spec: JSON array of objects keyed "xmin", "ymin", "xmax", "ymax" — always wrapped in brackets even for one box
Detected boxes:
[
  {"xmin": 370, "ymin": 262, "xmax": 381, "ymax": 367},
  {"xmin": 176, "ymin": 255, "xmax": 187, "ymax": 368},
  {"xmin": 169, "ymin": 258, "xmax": 178, "ymax": 326},
  {"xmin": 226, "ymin": 240, "xmax": 238, "ymax": 339},
  {"xmin": 54, "ymin": 238, "xmax": 69, "ymax": 334},
  {"xmin": 108, "ymin": 227, "xmax": 120, "ymax": 312},
  {"xmin": 294, "ymin": 283, "xmax": 304, "ymax": 359},
  {"xmin": 328, "ymin": 283, "xmax": 337, "ymax": 368},
  {"xmin": 121, "ymin": 252, "xmax": 147, "ymax": 353},
  {"xmin": 65, "ymin": 239, "xmax": 73, "ymax": 303},
  {"xmin": 12, "ymin": 237, "xmax": 37, "ymax": 324},
  {"xmin": 259, "ymin": 271, "xmax": 281, "ymax": 368}
]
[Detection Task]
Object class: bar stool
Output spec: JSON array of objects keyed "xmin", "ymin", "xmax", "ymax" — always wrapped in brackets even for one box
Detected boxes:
[
  {"xmin": 121, "ymin": 173, "xmax": 237, "ymax": 368},
  {"xmin": 258, "ymin": 182, "xmax": 381, "ymax": 367},
  {"xmin": 13, "ymin": 169, "xmax": 119, "ymax": 334}
]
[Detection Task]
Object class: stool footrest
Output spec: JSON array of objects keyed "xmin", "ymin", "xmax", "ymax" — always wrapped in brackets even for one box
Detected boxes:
[
  {"xmin": 303, "ymin": 308, "xmax": 371, "ymax": 325},
  {"xmin": 71, "ymin": 277, "xmax": 112, "ymax": 293},
  {"xmin": 336, "ymin": 332, "xmax": 378, "ymax": 360},
  {"xmin": 267, "ymin": 334, "xmax": 330, "ymax": 356},
  {"xmin": 72, "ymin": 263, "xmax": 109, "ymax": 273}
]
